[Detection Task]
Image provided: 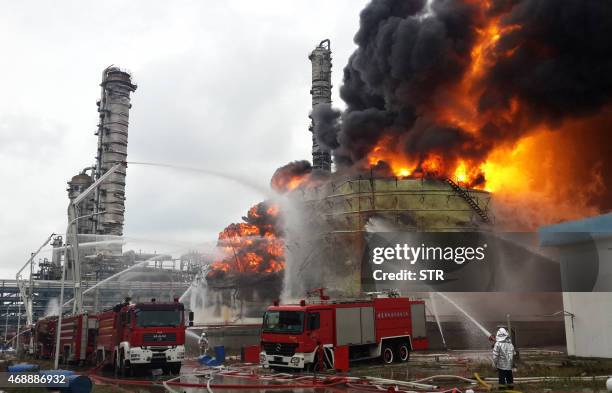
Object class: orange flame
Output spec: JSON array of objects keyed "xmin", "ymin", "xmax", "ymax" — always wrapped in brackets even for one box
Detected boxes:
[
  {"xmin": 366, "ymin": 4, "xmax": 523, "ymax": 190},
  {"xmin": 271, "ymin": 172, "xmax": 311, "ymax": 193},
  {"xmin": 208, "ymin": 202, "xmax": 285, "ymax": 277}
]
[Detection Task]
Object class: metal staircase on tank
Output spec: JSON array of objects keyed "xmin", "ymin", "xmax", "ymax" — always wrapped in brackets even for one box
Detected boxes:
[{"xmin": 445, "ymin": 178, "xmax": 490, "ymax": 223}]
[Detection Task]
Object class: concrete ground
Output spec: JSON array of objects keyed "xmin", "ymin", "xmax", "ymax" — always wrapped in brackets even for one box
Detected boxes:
[{"xmin": 1, "ymin": 348, "xmax": 611, "ymax": 393}]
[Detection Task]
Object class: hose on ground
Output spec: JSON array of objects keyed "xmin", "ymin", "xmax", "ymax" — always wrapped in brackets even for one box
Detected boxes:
[
  {"xmin": 364, "ymin": 375, "xmax": 439, "ymax": 390},
  {"xmin": 473, "ymin": 373, "xmax": 492, "ymax": 390},
  {"xmin": 412, "ymin": 375, "xmax": 478, "ymax": 385},
  {"xmin": 483, "ymin": 375, "xmax": 611, "ymax": 383},
  {"xmin": 87, "ymin": 363, "xmax": 608, "ymax": 393},
  {"xmin": 207, "ymin": 375, "xmax": 214, "ymax": 393},
  {"xmin": 93, "ymin": 371, "xmax": 349, "ymax": 390}
]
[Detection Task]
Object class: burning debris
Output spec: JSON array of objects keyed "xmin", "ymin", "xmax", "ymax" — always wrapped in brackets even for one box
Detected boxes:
[
  {"xmin": 207, "ymin": 200, "xmax": 285, "ymax": 278},
  {"xmin": 205, "ymin": 160, "xmax": 319, "ymax": 302},
  {"xmin": 311, "ymin": 0, "xmax": 612, "ymax": 225}
]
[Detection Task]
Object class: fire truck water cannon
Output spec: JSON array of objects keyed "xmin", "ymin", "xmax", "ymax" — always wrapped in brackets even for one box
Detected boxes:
[{"xmin": 260, "ymin": 290, "xmax": 428, "ymax": 371}]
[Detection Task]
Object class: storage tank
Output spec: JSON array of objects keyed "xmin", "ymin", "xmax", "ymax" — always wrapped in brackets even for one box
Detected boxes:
[{"xmin": 283, "ymin": 175, "xmax": 491, "ymax": 297}]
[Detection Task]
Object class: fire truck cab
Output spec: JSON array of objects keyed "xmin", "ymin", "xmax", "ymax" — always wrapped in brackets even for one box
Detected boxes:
[
  {"xmin": 260, "ymin": 292, "xmax": 428, "ymax": 370},
  {"xmin": 96, "ymin": 299, "xmax": 187, "ymax": 375}
]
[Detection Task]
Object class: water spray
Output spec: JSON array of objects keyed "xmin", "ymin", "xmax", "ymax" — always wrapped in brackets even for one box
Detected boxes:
[
  {"xmin": 435, "ymin": 292, "xmax": 492, "ymax": 338},
  {"xmin": 128, "ymin": 161, "xmax": 271, "ymax": 197},
  {"xmin": 429, "ymin": 293, "xmax": 447, "ymax": 349},
  {"xmin": 62, "ymin": 260, "xmax": 149, "ymax": 308}
]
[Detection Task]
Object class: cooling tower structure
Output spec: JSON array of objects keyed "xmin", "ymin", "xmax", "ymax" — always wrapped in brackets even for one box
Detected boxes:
[
  {"xmin": 94, "ymin": 67, "xmax": 137, "ymax": 237},
  {"xmin": 284, "ymin": 176, "xmax": 492, "ymax": 297},
  {"xmin": 309, "ymin": 39, "xmax": 332, "ymax": 172}
]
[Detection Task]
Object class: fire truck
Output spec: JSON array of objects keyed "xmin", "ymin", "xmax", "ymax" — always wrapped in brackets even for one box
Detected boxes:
[
  {"xmin": 33, "ymin": 315, "xmax": 91, "ymax": 363},
  {"xmin": 58, "ymin": 313, "xmax": 96, "ymax": 365},
  {"xmin": 33, "ymin": 317, "xmax": 57, "ymax": 359},
  {"xmin": 32, "ymin": 298, "xmax": 191, "ymax": 375},
  {"xmin": 259, "ymin": 290, "xmax": 428, "ymax": 370},
  {"xmin": 95, "ymin": 299, "xmax": 190, "ymax": 375}
]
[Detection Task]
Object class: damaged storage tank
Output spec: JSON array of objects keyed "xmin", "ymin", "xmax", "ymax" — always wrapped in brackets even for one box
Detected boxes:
[{"xmin": 283, "ymin": 175, "xmax": 491, "ymax": 297}]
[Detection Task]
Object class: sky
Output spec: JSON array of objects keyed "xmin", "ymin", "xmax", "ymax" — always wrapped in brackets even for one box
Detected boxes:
[{"xmin": 0, "ymin": 0, "xmax": 368, "ymax": 278}]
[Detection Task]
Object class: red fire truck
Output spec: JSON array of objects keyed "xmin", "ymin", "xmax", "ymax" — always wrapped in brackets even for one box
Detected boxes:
[
  {"xmin": 57, "ymin": 313, "xmax": 96, "ymax": 365},
  {"xmin": 33, "ymin": 317, "xmax": 57, "ymax": 359},
  {"xmin": 33, "ymin": 298, "xmax": 191, "ymax": 375},
  {"xmin": 259, "ymin": 291, "xmax": 428, "ymax": 370},
  {"xmin": 95, "ymin": 299, "xmax": 189, "ymax": 375}
]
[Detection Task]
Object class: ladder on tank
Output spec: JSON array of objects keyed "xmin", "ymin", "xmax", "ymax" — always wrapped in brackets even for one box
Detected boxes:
[{"xmin": 445, "ymin": 178, "xmax": 490, "ymax": 223}]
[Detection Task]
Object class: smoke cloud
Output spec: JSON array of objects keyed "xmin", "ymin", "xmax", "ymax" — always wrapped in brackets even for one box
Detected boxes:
[
  {"xmin": 311, "ymin": 103, "xmax": 342, "ymax": 150},
  {"xmin": 270, "ymin": 160, "xmax": 313, "ymax": 193},
  {"xmin": 322, "ymin": 0, "xmax": 612, "ymax": 213}
]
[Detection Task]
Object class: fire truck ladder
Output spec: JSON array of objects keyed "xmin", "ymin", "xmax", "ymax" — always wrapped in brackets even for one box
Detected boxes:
[{"xmin": 445, "ymin": 178, "xmax": 490, "ymax": 223}]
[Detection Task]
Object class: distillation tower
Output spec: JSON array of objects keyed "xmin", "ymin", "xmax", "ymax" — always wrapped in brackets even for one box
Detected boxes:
[{"xmin": 309, "ymin": 39, "xmax": 333, "ymax": 172}]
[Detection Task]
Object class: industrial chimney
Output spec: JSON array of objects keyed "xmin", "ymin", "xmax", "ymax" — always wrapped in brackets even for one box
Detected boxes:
[
  {"xmin": 309, "ymin": 39, "xmax": 332, "ymax": 172},
  {"xmin": 94, "ymin": 66, "xmax": 137, "ymax": 236}
]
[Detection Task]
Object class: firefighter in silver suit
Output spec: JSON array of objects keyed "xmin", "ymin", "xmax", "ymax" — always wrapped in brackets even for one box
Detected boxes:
[{"xmin": 198, "ymin": 332, "xmax": 209, "ymax": 356}]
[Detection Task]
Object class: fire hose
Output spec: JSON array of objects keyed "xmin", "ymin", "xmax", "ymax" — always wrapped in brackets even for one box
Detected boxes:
[
  {"xmin": 483, "ymin": 375, "xmax": 611, "ymax": 382},
  {"xmin": 89, "ymin": 367, "xmax": 350, "ymax": 390},
  {"xmin": 87, "ymin": 366, "xmax": 479, "ymax": 393},
  {"xmin": 86, "ymin": 363, "xmax": 611, "ymax": 393}
]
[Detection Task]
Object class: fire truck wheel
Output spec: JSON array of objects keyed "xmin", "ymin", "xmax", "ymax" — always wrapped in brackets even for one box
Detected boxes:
[
  {"xmin": 312, "ymin": 354, "xmax": 331, "ymax": 372},
  {"xmin": 62, "ymin": 347, "xmax": 69, "ymax": 365},
  {"xmin": 113, "ymin": 353, "xmax": 118, "ymax": 376},
  {"xmin": 119, "ymin": 355, "xmax": 125, "ymax": 376},
  {"xmin": 126, "ymin": 363, "xmax": 134, "ymax": 377},
  {"xmin": 397, "ymin": 343, "xmax": 410, "ymax": 362},
  {"xmin": 119, "ymin": 352, "xmax": 130, "ymax": 377},
  {"xmin": 131, "ymin": 365, "xmax": 141, "ymax": 377},
  {"xmin": 169, "ymin": 363, "xmax": 181, "ymax": 375},
  {"xmin": 382, "ymin": 344, "xmax": 394, "ymax": 364}
]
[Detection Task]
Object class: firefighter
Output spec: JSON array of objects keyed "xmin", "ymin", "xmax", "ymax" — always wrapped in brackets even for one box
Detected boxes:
[
  {"xmin": 198, "ymin": 332, "xmax": 209, "ymax": 356},
  {"xmin": 492, "ymin": 327, "xmax": 515, "ymax": 390}
]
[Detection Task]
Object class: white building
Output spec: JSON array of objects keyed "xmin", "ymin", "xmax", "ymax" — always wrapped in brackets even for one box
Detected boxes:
[{"xmin": 540, "ymin": 213, "xmax": 612, "ymax": 358}]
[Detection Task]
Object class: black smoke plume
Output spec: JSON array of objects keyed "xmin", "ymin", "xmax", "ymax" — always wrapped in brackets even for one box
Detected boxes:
[
  {"xmin": 311, "ymin": 104, "xmax": 341, "ymax": 151},
  {"xmin": 323, "ymin": 0, "xmax": 612, "ymax": 209}
]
